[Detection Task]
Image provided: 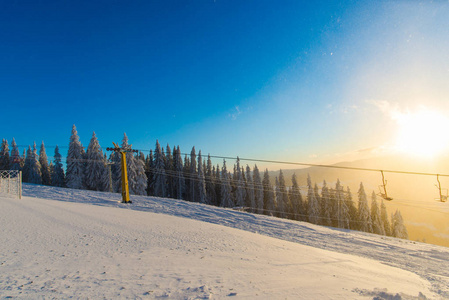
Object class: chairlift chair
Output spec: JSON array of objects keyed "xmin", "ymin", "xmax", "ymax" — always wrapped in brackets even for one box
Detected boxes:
[
  {"xmin": 435, "ymin": 175, "xmax": 448, "ymax": 202},
  {"xmin": 378, "ymin": 170, "xmax": 393, "ymax": 201}
]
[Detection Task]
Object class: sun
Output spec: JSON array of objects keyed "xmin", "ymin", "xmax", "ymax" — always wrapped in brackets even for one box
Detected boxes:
[{"xmin": 394, "ymin": 109, "xmax": 449, "ymax": 158}]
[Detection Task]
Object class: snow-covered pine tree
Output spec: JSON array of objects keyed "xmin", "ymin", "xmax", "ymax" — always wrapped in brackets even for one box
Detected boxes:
[
  {"xmin": 206, "ymin": 154, "xmax": 217, "ymax": 206},
  {"xmin": 371, "ymin": 191, "xmax": 385, "ymax": 235},
  {"xmin": 391, "ymin": 209, "xmax": 408, "ymax": 239},
  {"xmin": 220, "ymin": 159, "xmax": 233, "ymax": 207},
  {"xmin": 146, "ymin": 150, "xmax": 154, "ymax": 196},
  {"xmin": 380, "ymin": 199, "xmax": 392, "ymax": 236},
  {"xmin": 357, "ymin": 183, "xmax": 373, "ymax": 233},
  {"xmin": 173, "ymin": 146, "xmax": 185, "ymax": 200},
  {"xmin": 289, "ymin": 173, "xmax": 303, "ymax": 221},
  {"xmin": 28, "ymin": 142, "xmax": 42, "ymax": 184},
  {"xmin": 262, "ymin": 169, "xmax": 271, "ymax": 215},
  {"xmin": 183, "ymin": 154, "xmax": 191, "ymax": 201},
  {"xmin": 307, "ymin": 174, "xmax": 320, "ymax": 224},
  {"xmin": 346, "ymin": 187, "xmax": 358, "ymax": 230},
  {"xmin": 39, "ymin": 142, "xmax": 51, "ymax": 185},
  {"xmin": 66, "ymin": 125, "xmax": 85, "ymax": 189},
  {"xmin": 336, "ymin": 179, "xmax": 350, "ymax": 229},
  {"xmin": 235, "ymin": 166, "xmax": 245, "ymax": 208},
  {"xmin": 51, "ymin": 145, "xmax": 65, "ymax": 187},
  {"xmin": 262, "ymin": 170, "xmax": 276, "ymax": 216},
  {"xmin": 84, "ymin": 132, "xmax": 108, "ymax": 191},
  {"xmin": 121, "ymin": 134, "xmax": 147, "ymax": 195},
  {"xmin": 245, "ymin": 165, "xmax": 255, "ymax": 213},
  {"xmin": 9, "ymin": 138, "xmax": 21, "ymax": 171},
  {"xmin": 110, "ymin": 151, "xmax": 122, "ymax": 193},
  {"xmin": 189, "ymin": 147, "xmax": 197, "ymax": 202},
  {"xmin": 153, "ymin": 140, "xmax": 166, "ymax": 197},
  {"xmin": 131, "ymin": 151, "xmax": 148, "ymax": 196},
  {"xmin": 214, "ymin": 164, "xmax": 222, "ymax": 206},
  {"xmin": 21, "ymin": 149, "xmax": 26, "ymax": 170},
  {"xmin": 165, "ymin": 144, "xmax": 174, "ymax": 198},
  {"xmin": 197, "ymin": 151, "xmax": 207, "ymax": 204},
  {"xmin": 22, "ymin": 146, "xmax": 32, "ymax": 182},
  {"xmin": 262, "ymin": 169, "xmax": 270, "ymax": 215},
  {"xmin": 253, "ymin": 165, "xmax": 264, "ymax": 214},
  {"xmin": 274, "ymin": 177, "xmax": 281, "ymax": 217},
  {"xmin": 281, "ymin": 170, "xmax": 291, "ymax": 218},
  {"xmin": 0, "ymin": 139, "xmax": 10, "ymax": 170},
  {"xmin": 320, "ymin": 180, "xmax": 332, "ymax": 226},
  {"xmin": 328, "ymin": 188, "xmax": 337, "ymax": 226}
]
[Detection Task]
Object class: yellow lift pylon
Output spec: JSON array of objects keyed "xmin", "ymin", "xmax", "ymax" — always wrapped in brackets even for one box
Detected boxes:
[{"xmin": 106, "ymin": 142, "xmax": 138, "ymax": 203}]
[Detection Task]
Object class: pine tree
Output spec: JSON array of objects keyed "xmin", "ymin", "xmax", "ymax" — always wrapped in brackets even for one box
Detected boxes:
[
  {"xmin": 9, "ymin": 138, "xmax": 21, "ymax": 171},
  {"xmin": 215, "ymin": 164, "xmax": 222, "ymax": 206},
  {"xmin": 39, "ymin": 142, "xmax": 51, "ymax": 185},
  {"xmin": 197, "ymin": 151, "xmax": 207, "ymax": 204},
  {"xmin": 173, "ymin": 146, "xmax": 185, "ymax": 200},
  {"xmin": 220, "ymin": 159, "xmax": 233, "ymax": 207},
  {"xmin": 51, "ymin": 145, "xmax": 65, "ymax": 187},
  {"xmin": 190, "ymin": 147, "xmax": 197, "ymax": 202},
  {"xmin": 165, "ymin": 144, "xmax": 174, "ymax": 198},
  {"xmin": 321, "ymin": 180, "xmax": 332, "ymax": 226},
  {"xmin": 357, "ymin": 182, "xmax": 373, "ymax": 233},
  {"xmin": 328, "ymin": 188, "xmax": 337, "ymax": 227},
  {"xmin": 84, "ymin": 132, "xmax": 108, "ymax": 191},
  {"xmin": 371, "ymin": 191, "xmax": 385, "ymax": 235},
  {"xmin": 391, "ymin": 209, "xmax": 408, "ymax": 239},
  {"xmin": 153, "ymin": 140, "xmax": 166, "ymax": 197},
  {"xmin": 245, "ymin": 165, "xmax": 256, "ymax": 213},
  {"xmin": 289, "ymin": 173, "xmax": 303, "ymax": 221},
  {"xmin": 0, "ymin": 139, "xmax": 10, "ymax": 170},
  {"xmin": 121, "ymin": 134, "xmax": 147, "ymax": 195},
  {"xmin": 346, "ymin": 187, "xmax": 358, "ymax": 230},
  {"xmin": 146, "ymin": 150, "xmax": 154, "ymax": 196},
  {"xmin": 184, "ymin": 155, "xmax": 191, "ymax": 201},
  {"xmin": 336, "ymin": 180, "xmax": 350, "ymax": 229},
  {"xmin": 278, "ymin": 170, "xmax": 289, "ymax": 219},
  {"xmin": 234, "ymin": 166, "xmax": 245, "ymax": 207},
  {"xmin": 66, "ymin": 125, "xmax": 85, "ymax": 189},
  {"xmin": 22, "ymin": 146, "xmax": 32, "ymax": 182},
  {"xmin": 28, "ymin": 142, "xmax": 42, "ymax": 184},
  {"xmin": 307, "ymin": 174, "xmax": 320, "ymax": 224},
  {"xmin": 110, "ymin": 151, "xmax": 122, "ymax": 193},
  {"xmin": 206, "ymin": 154, "xmax": 217, "ymax": 206},
  {"xmin": 253, "ymin": 165, "xmax": 264, "ymax": 214},
  {"xmin": 262, "ymin": 170, "xmax": 276, "ymax": 216},
  {"xmin": 380, "ymin": 199, "xmax": 392, "ymax": 236},
  {"xmin": 274, "ymin": 177, "xmax": 281, "ymax": 217}
]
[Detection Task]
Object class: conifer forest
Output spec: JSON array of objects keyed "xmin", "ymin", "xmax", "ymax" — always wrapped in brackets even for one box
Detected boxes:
[{"xmin": 0, "ymin": 125, "xmax": 408, "ymax": 240}]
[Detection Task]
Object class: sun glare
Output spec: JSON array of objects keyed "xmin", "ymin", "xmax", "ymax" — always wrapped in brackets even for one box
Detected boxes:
[{"xmin": 394, "ymin": 109, "xmax": 449, "ymax": 158}]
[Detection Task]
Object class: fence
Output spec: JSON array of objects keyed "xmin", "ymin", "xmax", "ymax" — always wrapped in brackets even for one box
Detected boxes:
[{"xmin": 0, "ymin": 170, "xmax": 22, "ymax": 199}]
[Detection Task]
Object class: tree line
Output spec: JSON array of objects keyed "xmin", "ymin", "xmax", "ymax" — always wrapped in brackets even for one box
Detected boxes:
[{"xmin": 0, "ymin": 125, "xmax": 408, "ymax": 239}]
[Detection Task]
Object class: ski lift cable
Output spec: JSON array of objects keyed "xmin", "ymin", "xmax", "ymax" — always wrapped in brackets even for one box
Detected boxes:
[{"xmin": 9, "ymin": 145, "xmax": 449, "ymax": 178}]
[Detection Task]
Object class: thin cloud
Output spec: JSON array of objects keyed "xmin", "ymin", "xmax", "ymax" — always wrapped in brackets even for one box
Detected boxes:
[{"xmin": 228, "ymin": 106, "xmax": 242, "ymax": 120}]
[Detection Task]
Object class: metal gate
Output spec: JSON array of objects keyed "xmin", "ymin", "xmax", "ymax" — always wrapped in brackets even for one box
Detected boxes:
[{"xmin": 0, "ymin": 170, "xmax": 22, "ymax": 199}]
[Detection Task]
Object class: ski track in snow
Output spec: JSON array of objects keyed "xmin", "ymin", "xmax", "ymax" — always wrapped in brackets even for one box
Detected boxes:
[{"xmin": 0, "ymin": 183, "xmax": 448, "ymax": 299}]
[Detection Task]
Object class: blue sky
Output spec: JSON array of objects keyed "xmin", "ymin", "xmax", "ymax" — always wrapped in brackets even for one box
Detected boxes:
[{"xmin": 2, "ymin": 1, "xmax": 449, "ymax": 167}]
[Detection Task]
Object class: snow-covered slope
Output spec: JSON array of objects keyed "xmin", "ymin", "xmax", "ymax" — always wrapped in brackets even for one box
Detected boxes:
[{"xmin": 1, "ymin": 184, "xmax": 448, "ymax": 299}]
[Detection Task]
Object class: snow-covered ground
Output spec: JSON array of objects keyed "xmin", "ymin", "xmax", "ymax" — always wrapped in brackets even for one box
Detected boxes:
[{"xmin": 1, "ymin": 184, "xmax": 448, "ymax": 299}]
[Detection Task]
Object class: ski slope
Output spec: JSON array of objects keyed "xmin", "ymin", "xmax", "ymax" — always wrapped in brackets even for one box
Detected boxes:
[{"xmin": 1, "ymin": 184, "xmax": 448, "ymax": 299}]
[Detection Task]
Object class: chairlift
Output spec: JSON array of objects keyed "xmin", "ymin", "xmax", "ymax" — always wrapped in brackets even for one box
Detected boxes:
[
  {"xmin": 435, "ymin": 174, "xmax": 448, "ymax": 202},
  {"xmin": 378, "ymin": 170, "xmax": 393, "ymax": 201}
]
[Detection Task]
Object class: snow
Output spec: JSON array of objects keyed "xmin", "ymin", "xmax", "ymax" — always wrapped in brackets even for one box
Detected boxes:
[{"xmin": 1, "ymin": 184, "xmax": 449, "ymax": 299}]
